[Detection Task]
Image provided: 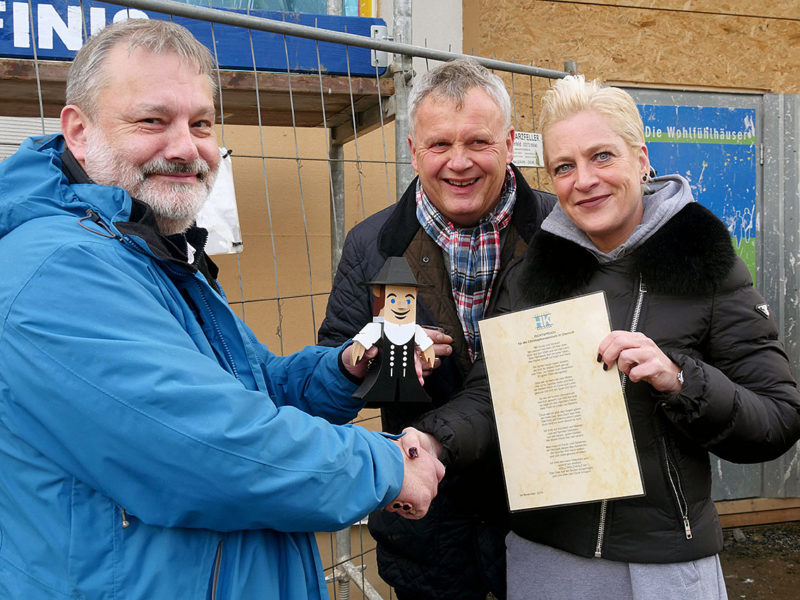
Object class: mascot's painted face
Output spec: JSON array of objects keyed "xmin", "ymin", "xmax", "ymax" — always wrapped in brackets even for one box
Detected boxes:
[{"xmin": 380, "ymin": 284, "xmax": 418, "ymax": 325}]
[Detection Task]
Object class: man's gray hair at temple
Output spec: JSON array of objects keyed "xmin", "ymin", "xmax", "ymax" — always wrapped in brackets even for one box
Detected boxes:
[
  {"xmin": 65, "ymin": 18, "xmax": 218, "ymax": 119},
  {"xmin": 407, "ymin": 57, "xmax": 512, "ymax": 138}
]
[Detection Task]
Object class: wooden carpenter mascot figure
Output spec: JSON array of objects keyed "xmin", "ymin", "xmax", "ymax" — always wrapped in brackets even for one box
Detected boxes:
[{"xmin": 349, "ymin": 257, "xmax": 436, "ymax": 405}]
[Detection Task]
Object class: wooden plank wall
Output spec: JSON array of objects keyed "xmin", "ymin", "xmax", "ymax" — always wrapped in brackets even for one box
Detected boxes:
[
  {"xmin": 463, "ymin": 0, "xmax": 800, "ymax": 135},
  {"xmin": 463, "ymin": 0, "xmax": 800, "ymax": 525},
  {"xmin": 717, "ymin": 498, "xmax": 800, "ymax": 528}
]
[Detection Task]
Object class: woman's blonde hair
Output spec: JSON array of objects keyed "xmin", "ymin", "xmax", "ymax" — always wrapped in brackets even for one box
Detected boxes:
[{"xmin": 539, "ymin": 75, "xmax": 645, "ymax": 157}]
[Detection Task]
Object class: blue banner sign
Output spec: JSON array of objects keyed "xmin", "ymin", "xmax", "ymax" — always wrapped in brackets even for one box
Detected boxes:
[
  {"xmin": 639, "ymin": 104, "xmax": 757, "ymax": 277},
  {"xmin": 0, "ymin": 0, "xmax": 385, "ymax": 75}
]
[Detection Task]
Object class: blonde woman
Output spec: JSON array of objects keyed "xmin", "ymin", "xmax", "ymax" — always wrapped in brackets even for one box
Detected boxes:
[{"xmin": 483, "ymin": 76, "xmax": 800, "ymax": 599}]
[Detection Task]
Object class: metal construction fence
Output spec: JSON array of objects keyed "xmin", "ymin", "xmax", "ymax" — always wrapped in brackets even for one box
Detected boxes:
[
  {"xmin": 0, "ymin": 1, "xmax": 569, "ymax": 597},
  {"xmin": 3, "ymin": 0, "xmax": 800, "ymax": 596}
]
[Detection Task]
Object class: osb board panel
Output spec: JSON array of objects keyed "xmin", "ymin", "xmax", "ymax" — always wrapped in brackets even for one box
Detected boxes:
[
  {"xmin": 224, "ymin": 294, "xmax": 328, "ymax": 355},
  {"xmin": 464, "ymin": 0, "xmax": 800, "ymax": 94},
  {"xmin": 354, "ymin": 408, "xmax": 383, "ymax": 432},
  {"xmin": 558, "ymin": 0, "xmax": 799, "ymax": 20},
  {"xmin": 212, "ymin": 123, "xmax": 398, "ymax": 351}
]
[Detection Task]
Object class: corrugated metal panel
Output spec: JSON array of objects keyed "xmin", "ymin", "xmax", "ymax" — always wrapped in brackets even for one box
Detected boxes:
[
  {"xmin": 0, "ymin": 117, "xmax": 60, "ymax": 161},
  {"xmin": 762, "ymin": 94, "xmax": 800, "ymax": 499},
  {"xmin": 623, "ymin": 88, "xmax": 800, "ymax": 501},
  {"xmin": 0, "ymin": 116, "xmax": 60, "ymax": 143}
]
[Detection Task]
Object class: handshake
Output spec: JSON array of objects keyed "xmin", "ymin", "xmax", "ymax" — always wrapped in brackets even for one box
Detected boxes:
[{"xmin": 385, "ymin": 427, "xmax": 446, "ymax": 520}]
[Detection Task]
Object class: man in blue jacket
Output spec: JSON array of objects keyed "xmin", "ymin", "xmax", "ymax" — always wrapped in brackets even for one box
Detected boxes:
[{"xmin": 0, "ymin": 18, "xmax": 444, "ymax": 600}]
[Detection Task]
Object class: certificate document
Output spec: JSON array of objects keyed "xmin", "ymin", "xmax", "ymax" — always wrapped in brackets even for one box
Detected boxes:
[{"xmin": 479, "ymin": 292, "xmax": 643, "ymax": 511}]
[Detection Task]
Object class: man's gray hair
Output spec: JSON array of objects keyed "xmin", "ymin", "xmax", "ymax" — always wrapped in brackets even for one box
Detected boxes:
[
  {"xmin": 407, "ymin": 58, "xmax": 512, "ymax": 138},
  {"xmin": 66, "ymin": 18, "xmax": 218, "ymax": 119}
]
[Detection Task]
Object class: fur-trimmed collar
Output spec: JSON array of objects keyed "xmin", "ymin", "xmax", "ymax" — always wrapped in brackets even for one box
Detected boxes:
[{"xmin": 520, "ymin": 202, "xmax": 737, "ymax": 306}]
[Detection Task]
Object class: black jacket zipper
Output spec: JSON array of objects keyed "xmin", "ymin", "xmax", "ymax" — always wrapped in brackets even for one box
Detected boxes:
[
  {"xmin": 595, "ymin": 276, "xmax": 647, "ymax": 558},
  {"xmin": 661, "ymin": 437, "xmax": 693, "ymax": 540}
]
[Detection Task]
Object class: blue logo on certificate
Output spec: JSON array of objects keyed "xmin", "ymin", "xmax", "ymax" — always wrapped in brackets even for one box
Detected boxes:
[{"xmin": 535, "ymin": 313, "xmax": 552, "ymax": 329}]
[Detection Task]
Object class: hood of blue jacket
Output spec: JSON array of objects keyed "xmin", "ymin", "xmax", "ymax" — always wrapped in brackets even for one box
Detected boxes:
[{"xmin": 0, "ymin": 134, "xmax": 133, "ymax": 238}]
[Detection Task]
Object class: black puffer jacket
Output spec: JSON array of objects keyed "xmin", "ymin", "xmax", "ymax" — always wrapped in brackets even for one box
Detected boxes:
[
  {"xmin": 318, "ymin": 166, "xmax": 555, "ymax": 599},
  {"xmin": 486, "ymin": 201, "xmax": 800, "ymax": 563}
]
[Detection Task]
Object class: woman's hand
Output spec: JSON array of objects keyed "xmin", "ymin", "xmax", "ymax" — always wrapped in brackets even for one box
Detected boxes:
[
  {"xmin": 597, "ymin": 331, "xmax": 682, "ymax": 394},
  {"xmin": 385, "ymin": 428, "xmax": 446, "ymax": 519},
  {"xmin": 399, "ymin": 426, "xmax": 443, "ymax": 460}
]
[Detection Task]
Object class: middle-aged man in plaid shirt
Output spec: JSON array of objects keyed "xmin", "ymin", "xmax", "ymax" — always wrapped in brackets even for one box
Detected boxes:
[{"xmin": 318, "ymin": 58, "xmax": 556, "ymax": 600}]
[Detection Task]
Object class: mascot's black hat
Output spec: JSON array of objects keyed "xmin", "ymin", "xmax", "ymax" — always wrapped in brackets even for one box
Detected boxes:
[{"xmin": 362, "ymin": 256, "xmax": 425, "ymax": 287}]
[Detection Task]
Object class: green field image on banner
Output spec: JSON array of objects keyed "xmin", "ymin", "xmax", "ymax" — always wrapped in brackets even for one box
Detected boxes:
[{"xmin": 639, "ymin": 104, "xmax": 757, "ymax": 283}]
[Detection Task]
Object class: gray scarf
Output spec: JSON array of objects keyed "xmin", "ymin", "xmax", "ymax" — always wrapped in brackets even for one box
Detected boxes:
[{"xmin": 541, "ymin": 174, "xmax": 695, "ymax": 263}]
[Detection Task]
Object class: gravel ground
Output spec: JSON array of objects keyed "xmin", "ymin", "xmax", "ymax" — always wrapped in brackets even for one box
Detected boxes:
[{"xmin": 721, "ymin": 522, "xmax": 800, "ymax": 599}]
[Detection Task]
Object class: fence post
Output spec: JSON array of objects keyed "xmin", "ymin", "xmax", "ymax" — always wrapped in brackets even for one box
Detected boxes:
[
  {"xmin": 393, "ymin": 0, "xmax": 414, "ymax": 199},
  {"xmin": 329, "ymin": 141, "xmax": 346, "ymax": 278}
]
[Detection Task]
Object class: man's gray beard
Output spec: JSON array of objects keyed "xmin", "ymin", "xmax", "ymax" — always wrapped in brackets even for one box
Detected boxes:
[{"xmin": 83, "ymin": 131, "xmax": 218, "ymax": 235}]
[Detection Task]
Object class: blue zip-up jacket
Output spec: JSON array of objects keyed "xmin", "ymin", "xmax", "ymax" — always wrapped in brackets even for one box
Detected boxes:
[{"xmin": 0, "ymin": 135, "xmax": 404, "ymax": 599}]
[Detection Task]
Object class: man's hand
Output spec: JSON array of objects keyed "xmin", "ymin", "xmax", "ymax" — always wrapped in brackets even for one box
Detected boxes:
[
  {"xmin": 422, "ymin": 345, "xmax": 436, "ymax": 370},
  {"xmin": 342, "ymin": 343, "xmax": 378, "ymax": 379},
  {"xmin": 420, "ymin": 327, "xmax": 454, "ymax": 378},
  {"xmin": 347, "ymin": 340, "xmax": 368, "ymax": 366},
  {"xmin": 343, "ymin": 341, "xmax": 431, "ymax": 385},
  {"xmin": 385, "ymin": 429, "xmax": 445, "ymax": 519}
]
